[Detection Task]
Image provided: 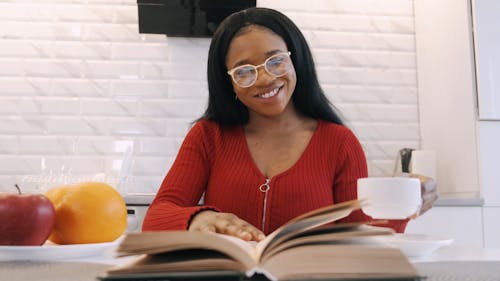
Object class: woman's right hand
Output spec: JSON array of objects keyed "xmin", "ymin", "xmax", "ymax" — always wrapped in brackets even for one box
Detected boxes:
[{"xmin": 189, "ymin": 210, "xmax": 266, "ymax": 242}]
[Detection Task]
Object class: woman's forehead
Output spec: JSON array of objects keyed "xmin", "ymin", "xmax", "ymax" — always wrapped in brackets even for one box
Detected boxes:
[
  {"xmin": 226, "ymin": 26, "xmax": 286, "ymax": 61},
  {"xmin": 234, "ymin": 24, "xmax": 273, "ymax": 37},
  {"xmin": 226, "ymin": 26, "xmax": 288, "ymax": 68}
]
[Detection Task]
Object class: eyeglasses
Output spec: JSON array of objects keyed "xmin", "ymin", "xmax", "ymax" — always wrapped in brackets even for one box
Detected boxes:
[{"xmin": 227, "ymin": 51, "xmax": 292, "ymax": 88}]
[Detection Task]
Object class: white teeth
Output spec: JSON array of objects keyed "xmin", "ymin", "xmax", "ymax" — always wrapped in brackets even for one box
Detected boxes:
[{"xmin": 260, "ymin": 87, "xmax": 279, "ymax": 99}]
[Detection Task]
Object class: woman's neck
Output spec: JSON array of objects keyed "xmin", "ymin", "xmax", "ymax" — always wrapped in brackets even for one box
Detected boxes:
[{"xmin": 245, "ymin": 105, "xmax": 313, "ymax": 135}]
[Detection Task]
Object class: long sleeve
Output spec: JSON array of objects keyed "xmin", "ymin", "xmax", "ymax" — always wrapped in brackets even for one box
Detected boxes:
[
  {"xmin": 333, "ymin": 127, "xmax": 408, "ymax": 233},
  {"xmin": 142, "ymin": 119, "xmax": 409, "ymax": 234},
  {"xmin": 142, "ymin": 122, "xmax": 219, "ymax": 231}
]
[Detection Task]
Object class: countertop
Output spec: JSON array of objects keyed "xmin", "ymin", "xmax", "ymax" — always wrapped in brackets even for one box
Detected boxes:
[
  {"xmin": 2, "ymin": 246, "xmax": 500, "ymax": 281},
  {"xmin": 123, "ymin": 194, "xmax": 486, "ymax": 207}
]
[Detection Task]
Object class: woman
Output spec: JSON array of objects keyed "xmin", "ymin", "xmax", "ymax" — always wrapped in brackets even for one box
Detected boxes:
[{"xmin": 142, "ymin": 7, "xmax": 437, "ymax": 241}]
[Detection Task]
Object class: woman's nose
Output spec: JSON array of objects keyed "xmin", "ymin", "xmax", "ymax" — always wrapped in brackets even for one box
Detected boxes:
[{"xmin": 253, "ymin": 66, "xmax": 275, "ymax": 86}]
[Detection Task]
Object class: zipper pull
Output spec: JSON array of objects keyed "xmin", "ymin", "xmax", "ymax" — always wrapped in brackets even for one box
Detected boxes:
[{"xmin": 259, "ymin": 178, "xmax": 271, "ymax": 192}]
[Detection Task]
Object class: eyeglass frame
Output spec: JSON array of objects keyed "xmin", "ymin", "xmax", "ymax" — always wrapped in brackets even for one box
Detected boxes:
[{"xmin": 226, "ymin": 51, "xmax": 292, "ymax": 88}]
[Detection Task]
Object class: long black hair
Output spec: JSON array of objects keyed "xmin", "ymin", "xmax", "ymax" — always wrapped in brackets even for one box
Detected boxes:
[{"xmin": 200, "ymin": 7, "xmax": 344, "ymax": 126}]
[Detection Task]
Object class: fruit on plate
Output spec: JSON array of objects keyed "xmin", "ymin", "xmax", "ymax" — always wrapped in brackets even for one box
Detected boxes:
[
  {"xmin": 45, "ymin": 182, "xmax": 127, "ymax": 244},
  {"xmin": 0, "ymin": 184, "xmax": 56, "ymax": 246}
]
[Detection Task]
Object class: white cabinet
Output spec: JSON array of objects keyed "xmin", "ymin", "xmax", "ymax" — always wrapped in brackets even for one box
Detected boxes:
[
  {"xmin": 478, "ymin": 122, "xmax": 500, "ymax": 206},
  {"xmin": 473, "ymin": 0, "xmax": 500, "ymax": 120},
  {"xmin": 484, "ymin": 207, "xmax": 500, "ymax": 248},
  {"xmin": 406, "ymin": 207, "xmax": 483, "ymax": 247}
]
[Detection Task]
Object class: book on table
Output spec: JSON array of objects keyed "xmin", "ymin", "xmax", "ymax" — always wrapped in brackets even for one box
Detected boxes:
[{"xmin": 100, "ymin": 200, "xmax": 422, "ymax": 281}]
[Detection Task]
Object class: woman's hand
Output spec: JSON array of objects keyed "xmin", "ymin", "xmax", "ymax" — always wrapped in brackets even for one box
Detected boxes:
[
  {"xmin": 408, "ymin": 173, "xmax": 438, "ymax": 217},
  {"xmin": 189, "ymin": 210, "xmax": 266, "ymax": 242}
]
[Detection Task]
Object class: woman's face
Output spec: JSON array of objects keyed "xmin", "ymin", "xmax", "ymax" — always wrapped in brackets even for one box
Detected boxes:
[{"xmin": 225, "ymin": 26, "xmax": 297, "ymax": 119}]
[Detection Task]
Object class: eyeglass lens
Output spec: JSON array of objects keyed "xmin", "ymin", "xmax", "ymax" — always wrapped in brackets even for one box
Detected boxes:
[{"xmin": 232, "ymin": 53, "xmax": 291, "ymax": 87}]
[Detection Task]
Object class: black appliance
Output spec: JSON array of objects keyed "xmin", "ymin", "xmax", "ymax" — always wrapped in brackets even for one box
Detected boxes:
[{"xmin": 137, "ymin": 0, "xmax": 257, "ymax": 37}]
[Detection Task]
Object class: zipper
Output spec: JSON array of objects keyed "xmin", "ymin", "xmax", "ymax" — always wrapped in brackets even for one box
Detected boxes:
[{"xmin": 259, "ymin": 178, "xmax": 271, "ymax": 232}]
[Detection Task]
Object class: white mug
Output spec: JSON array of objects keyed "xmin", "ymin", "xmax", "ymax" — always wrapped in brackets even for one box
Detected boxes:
[{"xmin": 357, "ymin": 177, "xmax": 421, "ymax": 219}]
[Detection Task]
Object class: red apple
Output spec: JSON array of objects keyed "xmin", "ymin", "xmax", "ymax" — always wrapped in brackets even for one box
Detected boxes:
[{"xmin": 0, "ymin": 185, "xmax": 56, "ymax": 246}]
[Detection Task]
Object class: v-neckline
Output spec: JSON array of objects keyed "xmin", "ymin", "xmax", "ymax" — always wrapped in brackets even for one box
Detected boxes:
[{"xmin": 239, "ymin": 120, "xmax": 322, "ymax": 180}]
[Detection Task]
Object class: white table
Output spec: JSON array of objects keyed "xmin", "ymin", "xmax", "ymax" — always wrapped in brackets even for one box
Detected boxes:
[
  {"xmin": 1, "ymin": 246, "xmax": 500, "ymax": 281},
  {"xmin": 411, "ymin": 247, "xmax": 500, "ymax": 281}
]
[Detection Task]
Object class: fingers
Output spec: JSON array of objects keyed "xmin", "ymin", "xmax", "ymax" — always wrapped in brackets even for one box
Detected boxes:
[
  {"xmin": 213, "ymin": 214, "xmax": 265, "ymax": 241},
  {"xmin": 189, "ymin": 211, "xmax": 265, "ymax": 242},
  {"xmin": 419, "ymin": 188, "xmax": 439, "ymax": 216},
  {"xmin": 422, "ymin": 178, "xmax": 437, "ymax": 194},
  {"xmin": 414, "ymin": 174, "xmax": 438, "ymax": 214},
  {"xmin": 407, "ymin": 173, "xmax": 437, "ymax": 196},
  {"xmin": 222, "ymin": 224, "xmax": 255, "ymax": 241},
  {"xmin": 406, "ymin": 173, "xmax": 439, "ymax": 217}
]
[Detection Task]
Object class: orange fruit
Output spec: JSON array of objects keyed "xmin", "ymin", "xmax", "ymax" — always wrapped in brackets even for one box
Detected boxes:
[{"xmin": 45, "ymin": 182, "xmax": 127, "ymax": 244}]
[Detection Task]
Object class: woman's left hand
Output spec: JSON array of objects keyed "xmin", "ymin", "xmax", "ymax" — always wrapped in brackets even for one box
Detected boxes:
[{"xmin": 409, "ymin": 173, "xmax": 438, "ymax": 217}]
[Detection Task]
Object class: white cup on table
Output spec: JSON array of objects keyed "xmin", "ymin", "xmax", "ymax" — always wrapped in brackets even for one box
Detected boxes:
[{"xmin": 357, "ymin": 177, "xmax": 421, "ymax": 219}]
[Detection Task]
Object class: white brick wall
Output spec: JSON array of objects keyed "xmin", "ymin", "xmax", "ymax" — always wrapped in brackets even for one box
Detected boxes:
[{"xmin": 0, "ymin": 0, "xmax": 419, "ymax": 195}]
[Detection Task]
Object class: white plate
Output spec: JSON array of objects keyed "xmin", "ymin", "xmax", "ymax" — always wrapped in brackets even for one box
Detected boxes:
[
  {"xmin": 0, "ymin": 238, "xmax": 121, "ymax": 261},
  {"xmin": 376, "ymin": 233, "xmax": 454, "ymax": 257}
]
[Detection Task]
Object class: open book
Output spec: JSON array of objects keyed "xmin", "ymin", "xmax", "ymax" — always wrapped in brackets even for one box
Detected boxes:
[{"xmin": 101, "ymin": 200, "xmax": 422, "ymax": 281}]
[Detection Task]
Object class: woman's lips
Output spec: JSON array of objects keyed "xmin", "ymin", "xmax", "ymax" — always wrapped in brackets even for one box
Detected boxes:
[{"xmin": 254, "ymin": 86, "xmax": 282, "ymax": 99}]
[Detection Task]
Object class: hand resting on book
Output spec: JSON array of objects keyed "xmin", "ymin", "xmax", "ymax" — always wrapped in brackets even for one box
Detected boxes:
[{"xmin": 189, "ymin": 210, "xmax": 266, "ymax": 242}]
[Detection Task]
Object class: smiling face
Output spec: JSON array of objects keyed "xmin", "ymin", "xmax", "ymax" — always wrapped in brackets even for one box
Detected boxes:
[{"xmin": 225, "ymin": 26, "xmax": 297, "ymax": 120}]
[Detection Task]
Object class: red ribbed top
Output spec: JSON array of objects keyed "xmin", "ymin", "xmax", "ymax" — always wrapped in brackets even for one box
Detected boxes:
[{"xmin": 142, "ymin": 119, "xmax": 408, "ymax": 234}]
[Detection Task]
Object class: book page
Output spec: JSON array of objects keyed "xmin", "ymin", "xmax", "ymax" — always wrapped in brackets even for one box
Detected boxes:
[
  {"xmin": 116, "ymin": 231, "xmax": 259, "ymax": 270},
  {"xmin": 285, "ymin": 199, "xmax": 364, "ymax": 224},
  {"xmin": 261, "ymin": 225, "xmax": 393, "ymax": 261},
  {"xmin": 255, "ymin": 199, "xmax": 362, "ymax": 259},
  {"xmin": 259, "ymin": 243, "xmax": 420, "ymax": 281},
  {"xmin": 108, "ymin": 250, "xmax": 247, "ymax": 275}
]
